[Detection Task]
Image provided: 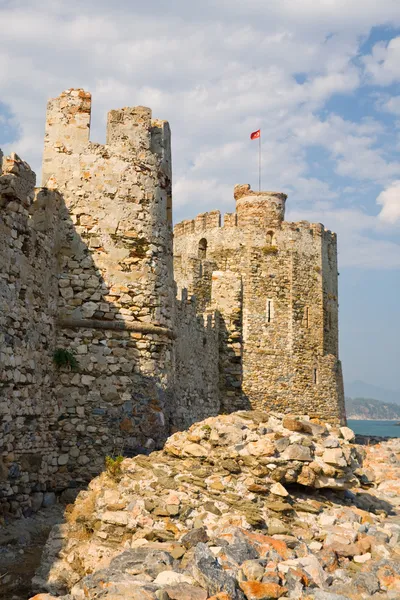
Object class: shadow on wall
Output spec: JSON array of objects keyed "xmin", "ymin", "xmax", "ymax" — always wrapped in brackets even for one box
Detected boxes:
[
  {"xmin": 53, "ymin": 194, "xmax": 173, "ymax": 483},
  {"xmin": 0, "ymin": 149, "xmax": 245, "ymax": 521},
  {"xmin": 0, "ymin": 158, "xmax": 175, "ymax": 518},
  {"xmin": 54, "ymin": 189, "xmax": 245, "ymax": 492},
  {"xmin": 218, "ymin": 309, "xmax": 252, "ymax": 414}
]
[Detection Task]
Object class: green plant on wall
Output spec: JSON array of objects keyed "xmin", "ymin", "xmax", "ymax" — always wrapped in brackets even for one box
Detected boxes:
[
  {"xmin": 262, "ymin": 245, "xmax": 278, "ymax": 255},
  {"xmin": 53, "ymin": 348, "xmax": 79, "ymax": 371},
  {"xmin": 105, "ymin": 455, "xmax": 124, "ymax": 479}
]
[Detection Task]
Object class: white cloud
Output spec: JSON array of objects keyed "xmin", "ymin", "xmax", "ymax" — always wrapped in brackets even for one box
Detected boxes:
[
  {"xmin": 1, "ymin": 0, "xmax": 400, "ymax": 269},
  {"xmin": 379, "ymin": 94, "xmax": 400, "ymax": 116},
  {"xmin": 363, "ymin": 36, "xmax": 400, "ymax": 85},
  {"xmin": 174, "ymin": 177, "xmax": 233, "ymax": 213},
  {"xmin": 377, "ymin": 181, "xmax": 400, "ymax": 224}
]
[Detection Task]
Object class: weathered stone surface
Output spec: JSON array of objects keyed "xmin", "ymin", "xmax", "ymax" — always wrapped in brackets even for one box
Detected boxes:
[
  {"xmin": 322, "ymin": 449, "xmax": 347, "ymax": 467},
  {"xmin": 192, "ymin": 543, "xmax": 239, "ymax": 597},
  {"xmin": 153, "ymin": 571, "xmax": 195, "ymax": 586},
  {"xmin": 26, "ymin": 430, "xmax": 400, "ymax": 600},
  {"xmin": 223, "ymin": 539, "xmax": 260, "ymax": 566},
  {"xmin": 42, "ymin": 493, "xmax": 56, "ymax": 508},
  {"xmin": 174, "ymin": 185, "xmax": 345, "ymax": 423},
  {"xmin": 162, "ymin": 583, "xmax": 208, "ymax": 600},
  {"xmin": 270, "ymin": 483, "xmax": 289, "ymax": 497},
  {"xmin": 239, "ymin": 580, "xmax": 288, "ymax": 599},
  {"xmin": 339, "ymin": 427, "xmax": 355, "ymax": 442},
  {"xmin": 308, "ymin": 593, "xmax": 350, "ymax": 600},
  {"xmin": 266, "ymin": 518, "xmax": 289, "ymax": 535},
  {"xmin": 241, "ymin": 560, "xmax": 265, "ymax": 582},
  {"xmin": 28, "ymin": 412, "xmax": 381, "ymax": 600},
  {"xmin": 181, "ymin": 527, "xmax": 209, "ymax": 549},
  {"xmin": 281, "ymin": 444, "xmax": 312, "ymax": 462}
]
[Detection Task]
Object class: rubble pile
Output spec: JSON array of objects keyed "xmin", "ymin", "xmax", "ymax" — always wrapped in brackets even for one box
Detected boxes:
[{"xmin": 30, "ymin": 412, "xmax": 400, "ymax": 600}]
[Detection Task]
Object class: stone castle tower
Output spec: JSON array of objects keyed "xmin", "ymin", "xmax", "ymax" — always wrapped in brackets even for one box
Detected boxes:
[
  {"xmin": 0, "ymin": 90, "xmax": 344, "ymax": 516},
  {"xmin": 174, "ymin": 184, "xmax": 345, "ymax": 423}
]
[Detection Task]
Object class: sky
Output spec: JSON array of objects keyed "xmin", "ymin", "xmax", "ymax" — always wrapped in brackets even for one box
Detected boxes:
[{"xmin": 0, "ymin": 0, "xmax": 399, "ymax": 393}]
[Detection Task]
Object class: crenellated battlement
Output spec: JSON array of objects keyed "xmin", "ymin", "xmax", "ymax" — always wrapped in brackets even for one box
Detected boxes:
[
  {"xmin": 174, "ymin": 184, "xmax": 288, "ymax": 240},
  {"xmin": 42, "ymin": 89, "xmax": 172, "ymax": 201},
  {"xmin": 43, "ymin": 89, "xmax": 91, "ymax": 160},
  {"xmin": 174, "ymin": 211, "xmax": 223, "ymax": 237},
  {"xmin": 281, "ymin": 220, "xmax": 336, "ymax": 241},
  {"xmin": 174, "ymin": 187, "xmax": 337, "ymax": 248}
]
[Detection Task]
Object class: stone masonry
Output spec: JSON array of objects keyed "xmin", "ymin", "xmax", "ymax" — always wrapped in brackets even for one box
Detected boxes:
[
  {"xmin": 43, "ymin": 90, "xmax": 175, "ymax": 491},
  {"xmin": 174, "ymin": 184, "xmax": 345, "ymax": 422},
  {"xmin": 0, "ymin": 90, "xmax": 344, "ymax": 516}
]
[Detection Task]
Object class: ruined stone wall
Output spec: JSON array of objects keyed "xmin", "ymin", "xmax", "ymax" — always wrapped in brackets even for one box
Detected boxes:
[
  {"xmin": 42, "ymin": 90, "xmax": 175, "ymax": 487},
  {"xmin": 174, "ymin": 184, "xmax": 345, "ymax": 424},
  {"xmin": 0, "ymin": 152, "xmax": 61, "ymax": 516}
]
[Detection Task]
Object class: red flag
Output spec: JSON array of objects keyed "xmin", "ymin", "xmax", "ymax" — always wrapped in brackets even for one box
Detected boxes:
[{"xmin": 250, "ymin": 129, "xmax": 260, "ymax": 140}]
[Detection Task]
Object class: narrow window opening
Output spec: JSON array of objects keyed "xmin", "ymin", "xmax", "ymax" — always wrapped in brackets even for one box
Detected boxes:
[
  {"xmin": 198, "ymin": 238, "xmax": 207, "ymax": 260},
  {"xmin": 266, "ymin": 299, "xmax": 273, "ymax": 323},
  {"xmin": 266, "ymin": 231, "xmax": 274, "ymax": 245},
  {"xmin": 313, "ymin": 368, "xmax": 318, "ymax": 384},
  {"xmin": 166, "ymin": 194, "xmax": 172, "ymax": 226},
  {"xmin": 305, "ymin": 306, "xmax": 309, "ymax": 328}
]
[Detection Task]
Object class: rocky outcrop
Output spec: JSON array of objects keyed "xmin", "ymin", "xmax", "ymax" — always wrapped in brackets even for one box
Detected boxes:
[{"xmin": 30, "ymin": 412, "xmax": 400, "ymax": 600}]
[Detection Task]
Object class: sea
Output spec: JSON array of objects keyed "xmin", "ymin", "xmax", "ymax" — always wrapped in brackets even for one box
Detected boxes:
[{"xmin": 347, "ymin": 419, "xmax": 400, "ymax": 438}]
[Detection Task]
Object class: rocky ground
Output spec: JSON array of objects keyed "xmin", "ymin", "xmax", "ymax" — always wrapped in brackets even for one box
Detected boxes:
[{"xmin": 17, "ymin": 411, "xmax": 400, "ymax": 599}]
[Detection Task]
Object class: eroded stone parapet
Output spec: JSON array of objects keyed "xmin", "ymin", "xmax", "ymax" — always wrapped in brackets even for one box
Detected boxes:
[
  {"xmin": 0, "ymin": 152, "xmax": 36, "ymax": 207},
  {"xmin": 106, "ymin": 105, "xmax": 152, "ymax": 151},
  {"xmin": 194, "ymin": 210, "xmax": 221, "ymax": 232},
  {"xmin": 44, "ymin": 89, "xmax": 91, "ymax": 149}
]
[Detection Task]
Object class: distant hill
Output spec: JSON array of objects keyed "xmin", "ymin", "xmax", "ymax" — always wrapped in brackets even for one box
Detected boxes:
[
  {"xmin": 346, "ymin": 396, "xmax": 400, "ymax": 421},
  {"xmin": 346, "ymin": 381, "xmax": 400, "ymax": 405}
]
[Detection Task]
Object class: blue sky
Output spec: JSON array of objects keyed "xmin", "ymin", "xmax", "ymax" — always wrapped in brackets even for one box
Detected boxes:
[{"xmin": 0, "ymin": 0, "xmax": 399, "ymax": 393}]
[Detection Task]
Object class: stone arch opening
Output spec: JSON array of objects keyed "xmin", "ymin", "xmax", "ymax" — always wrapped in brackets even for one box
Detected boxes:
[
  {"xmin": 198, "ymin": 238, "xmax": 207, "ymax": 260},
  {"xmin": 266, "ymin": 231, "xmax": 274, "ymax": 245}
]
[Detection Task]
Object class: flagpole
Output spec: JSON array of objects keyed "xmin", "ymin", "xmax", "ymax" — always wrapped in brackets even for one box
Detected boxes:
[{"xmin": 259, "ymin": 131, "xmax": 261, "ymax": 192}]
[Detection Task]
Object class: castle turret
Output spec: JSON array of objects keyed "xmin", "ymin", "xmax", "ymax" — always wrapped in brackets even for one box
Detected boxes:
[
  {"xmin": 173, "ymin": 184, "xmax": 345, "ymax": 424},
  {"xmin": 234, "ymin": 184, "xmax": 286, "ymax": 230},
  {"xmin": 42, "ymin": 89, "xmax": 175, "ymax": 482},
  {"xmin": 42, "ymin": 89, "xmax": 173, "ymax": 332}
]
